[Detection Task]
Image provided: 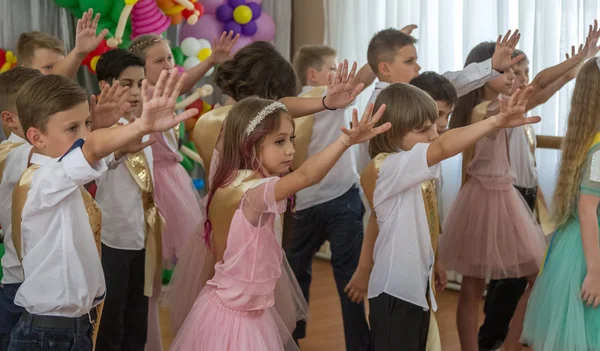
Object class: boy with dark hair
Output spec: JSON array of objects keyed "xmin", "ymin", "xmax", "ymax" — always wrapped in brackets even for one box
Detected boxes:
[{"xmin": 410, "ymin": 72, "xmax": 458, "ymax": 134}]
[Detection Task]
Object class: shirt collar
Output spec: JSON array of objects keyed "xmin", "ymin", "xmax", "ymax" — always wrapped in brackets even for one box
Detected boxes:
[
  {"xmin": 7, "ymin": 133, "xmax": 27, "ymax": 144},
  {"xmin": 301, "ymin": 85, "xmax": 328, "ymax": 94},
  {"xmin": 30, "ymin": 152, "xmax": 54, "ymax": 166},
  {"xmin": 375, "ymin": 81, "xmax": 391, "ymax": 90}
]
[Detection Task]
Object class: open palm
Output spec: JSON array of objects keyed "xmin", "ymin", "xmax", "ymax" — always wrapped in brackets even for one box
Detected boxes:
[
  {"xmin": 91, "ymin": 82, "xmax": 130, "ymax": 130},
  {"xmin": 75, "ymin": 9, "xmax": 108, "ymax": 56},
  {"xmin": 139, "ymin": 70, "xmax": 199, "ymax": 133},
  {"xmin": 324, "ymin": 60, "xmax": 365, "ymax": 109},
  {"xmin": 340, "ymin": 103, "xmax": 390, "ymax": 146},
  {"xmin": 210, "ymin": 31, "xmax": 240, "ymax": 64},
  {"xmin": 495, "ymin": 86, "xmax": 541, "ymax": 128},
  {"xmin": 491, "ymin": 29, "xmax": 523, "ymax": 72}
]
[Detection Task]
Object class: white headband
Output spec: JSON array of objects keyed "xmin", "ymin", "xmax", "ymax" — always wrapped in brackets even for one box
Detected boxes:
[
  {"xmin": 245, "ymin": 101, "xmax": 288, "ymax": 135},
  {"xmin": 596, "ymin": 56, "xmax": 600, "ymax": 71}
]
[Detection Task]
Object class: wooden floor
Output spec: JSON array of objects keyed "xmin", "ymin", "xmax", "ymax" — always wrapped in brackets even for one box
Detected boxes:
[{"xmin": 158, "ymin": 259, "xmax": 519, "ymax": 350}]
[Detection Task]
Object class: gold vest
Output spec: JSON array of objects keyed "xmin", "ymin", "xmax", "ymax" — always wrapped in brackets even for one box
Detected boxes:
[
  {"xmin": 0, "ymin": 141, "xmax": 23, "ymax": 181},
  {"xmin": 11, "ymin": 164, "xmax": 104, "ymax": 350},
  {"xmin": 192, "ymin": 105, "xmax": 233, "ymax": 177},
  {"xmin": 123, "ymin": 151, "xmax": 164, "ymax": 297}
]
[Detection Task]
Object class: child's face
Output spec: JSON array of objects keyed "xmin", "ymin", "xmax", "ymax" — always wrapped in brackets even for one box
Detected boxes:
[
  {"xmin": 28, "ymin": 102, "xmax": 91, "ymax": 158},
  {"xmin": 1, "ymin": 109, "xmax": 25, "ymax": 139},
  {"xmin": 511, "ymin": 60, "xmax": 530, "ymax": 94},
  {"xmin": 117, "ymin": 66, "xmax": 145, "ymax": 117},
  {"xmin": 379, "ymin": 45, "xmax": 420, "ymax": 83},
  {"xmin": 260, "ymin": 115, "xmax": 295, "ymax": 175},
  {"xmin": 399, "ymin": 120, "xmax": 439, "ymax": 151},
  {"xmin": 435, "ymin": 100, "xmax": 453, "ymax": 134},
  {"xmin": 309, "ymin": 55, "xmax": 337, "ymax": 86},
  {"xmin": 144, "ymin": 42, "xmax": 174, "ymax": 86},
  {"xmin": 27, "ymin": 48, "xmax": 65, "ymax": 75},
  {"xmin": 486, "ymin": 67, "xmax": 515, "ymax": 96}
]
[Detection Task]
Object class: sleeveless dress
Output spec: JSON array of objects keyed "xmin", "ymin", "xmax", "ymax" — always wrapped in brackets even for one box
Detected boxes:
[
  {"xmin": 439, "ymin": 103, "xmax": 546, "ymax": 279},
  {"xmin": 151, "ymin": 130, "xmax": 202, "ymax": 265},
  {"xmin": 521, "ymin": 134, "xmax": 600, "ymax": 351},
  {"xmin": 170, "ymin": 176, "xmax": 308, "ymax": 350}
]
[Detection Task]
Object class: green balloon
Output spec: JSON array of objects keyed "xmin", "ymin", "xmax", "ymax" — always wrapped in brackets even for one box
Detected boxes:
[
  {"xmin": 79, "ymin": 0, "xmax": 115, "ymax": 17},
  {"xmin": 119, "ymin": 24, "xmax": 132, "ymax": 49},
  {"xmin": 70, "ymin": 7, "xmax": 85, "ymax": 19},
  {"xmin": 110, "ymin": 0, "xmax": 126, "ymax": 24},
  {"xmin": 180, "ymin": 154, "xmax": 194, "ymax": 172},
  {"xmin": 54, "ymin": 0, "xmax": 79, "ymax": 8},
  {"xmin": 172, "ymin": 47, "xmax": 184, "ymax": 67},
  {"xmin": 97, "ymin": 18, "xmax": 116, "ymax": 37}
]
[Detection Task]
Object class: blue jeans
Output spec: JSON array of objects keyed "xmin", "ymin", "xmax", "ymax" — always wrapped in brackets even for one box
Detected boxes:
[
  {"xmin": 0, "ymin": 283, "xmax": 24, "ymax": 350},
  {"xmin": 8, "ymin": 312, "xmax": 93, "ymax": 351},
  {"xmin": 286, "ymin": 186, "xmax": 370, "ymax": 351}
]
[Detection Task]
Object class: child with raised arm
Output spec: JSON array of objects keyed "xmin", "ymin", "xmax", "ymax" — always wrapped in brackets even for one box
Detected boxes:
[
  {"xmin": 8, "ymin": 71, "xmax": 196, "ymax": 351},
  {"xmin": 348, "ymin": 83, "xmax": 538, "ymax": 351},
  {"xmin": 171, "ymin": 97, "xmax": 390, "ymax": 351}
]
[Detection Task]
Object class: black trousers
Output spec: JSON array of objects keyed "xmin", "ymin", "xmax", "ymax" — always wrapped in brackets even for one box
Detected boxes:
[
  {"xmin": 478, "ymin": 185, "xmax": 537, "ymax": 351},
  {"xmin": 368, "ymin": 293, "xmax": 430, "ymax": 351},
  {"xmin": 96, "ymin": 245, "xmax": 148, "ymax": 351}
]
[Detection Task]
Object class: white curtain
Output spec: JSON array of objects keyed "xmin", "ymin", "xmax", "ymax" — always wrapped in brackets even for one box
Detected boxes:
[
  {"xmin": 324, "ymin": 0, "xmax": 600, "ymax": 223},
  {"xmin": 262, "ymin": 0, "xmax": 293, "ymax": 59}
]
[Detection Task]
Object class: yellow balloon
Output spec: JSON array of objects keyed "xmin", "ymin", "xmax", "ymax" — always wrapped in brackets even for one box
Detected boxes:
[
  {"xmin": 233, "ymin": 5, "xmax": 252, "ymax": 24},
  {"xmin": 90, "ymin": 56, "xmax": 100, "ymax": 72},
  {"xmin": 197, "ymin": 47, "xmax": 212, "ymax": 61}
]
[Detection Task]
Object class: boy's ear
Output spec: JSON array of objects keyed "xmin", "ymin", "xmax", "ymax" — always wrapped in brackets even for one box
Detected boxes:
[
  {"xmin": 1, "ymin": 110, "xmax": 17, "ymax": 128},
  {"xmin": 26, "ymin": 127, "xmax": 44, "ymax": 148},
  {"xmin": 378, "ymin": 62, "xmax": 390, "ymax": 78},
  {"xmin": 306, "ymin": 67, "xmax": 317, "ymax": 84}
]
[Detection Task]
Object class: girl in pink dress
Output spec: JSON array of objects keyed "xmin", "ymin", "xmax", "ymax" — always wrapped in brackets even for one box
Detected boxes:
[
  {"xmin": 170, "ymin": 97, "xmax": 389, "ymax": 350},
  {"xmin": 439, "ymin": 42, "xmax": 547, "ymax": 351}
]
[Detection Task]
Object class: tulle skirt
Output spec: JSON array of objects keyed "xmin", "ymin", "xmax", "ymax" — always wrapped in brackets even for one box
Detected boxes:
[
  {"xmin": 521, "ymin": 217, "xmax": 600, "ymax": 351},
  {"xmin": 439, "ymin": 179, "xmax": 546, "ymax": 279},
  {"xmin": 153, "ymin": 160, "xmax": 203, "ymax": 265}
]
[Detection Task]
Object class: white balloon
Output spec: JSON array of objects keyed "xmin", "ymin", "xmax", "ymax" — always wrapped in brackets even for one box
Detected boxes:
[
  {"xmin": 181, "ymin": 38, "xmax": 201, "ymax": 57},
  {"xmin": 183, "ymin": 57, "xmax": 201, "ymax": 70},
  {"xmin": 197, "ymin": 38, "xmax": 212, "ymax": 50}
]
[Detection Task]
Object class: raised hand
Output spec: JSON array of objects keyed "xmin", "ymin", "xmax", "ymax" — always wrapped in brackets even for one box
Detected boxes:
[
  {"xmin": 323, "ymin": 60, "xmax": 365, "ymax": 109},
  {"xmin": 491, "ymin": 29, "xmax": 524, "ymax": 72},
  {"xmin": 209, "ymin": 31, "xmax": 240, "ymax": 65},
  {"xmin": 344, "ymin": 267, "xmax": 370, "ymax": 304},
  {"xmin": 400, "ymin": 24, "xmax": 418, "ymax": 35},
  {"xmin": 565, "ymin": 43, "xmax": 586, "ymax": 79},
  {"xmin": 90, "ymin": 81, "xmax": 131, "ymax": 130},
  {"xmin": 137, "ymin": 70, "xmax": 199, "ymax": 133},
  {"xmin": 340, "ymin": 103, "xmax": 390, "ymax": 146},
  {"xmin": 493, "ymin": 86, "xmax": 541, "ymax": 128},
  {"xmin": 584, "ymin": 19, "xmax": 600, "ymax": 60},
  {"xmin": 74, "ymin": 9, "xmax": 109, "ymax": 57}
]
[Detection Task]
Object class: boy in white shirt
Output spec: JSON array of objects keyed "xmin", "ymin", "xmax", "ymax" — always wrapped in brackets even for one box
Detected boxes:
[
  {"xmin": 0, "ymin": 66, "xmax": 42, "ymax": 349},
  {"xmin": 353, "ymin": 83, "xmax": 538, "ymax": 350},
  {"xmin": 9, "ymin": 70, "xmax": 195, "ymax": 350}
]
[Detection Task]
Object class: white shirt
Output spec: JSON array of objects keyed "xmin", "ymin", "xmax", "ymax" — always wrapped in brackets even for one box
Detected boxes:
[
  {"xmin": 357, "ymin": 59, "xmax": 501, "ymax": 172},
  {"xmin": 508, "ymin": 126, "xmax": 538, "ymax": 188},
  {"xmin": 294, "ymin": 86, "xmax": 359, "ymax": 211},
  {"xmin": 15, "ymin": 147, "xmax": 107, "ymax": 317},
  {"xmin": 0, "ymin": 134, "xmax": 32, "ymax": 284},
  {"xmin": 95, "ymin": 118, "xmax": 153, "ymax": 250},
  {"xmin": 369, "ymin": 143, "xmax": 441, "ymax": 311}
]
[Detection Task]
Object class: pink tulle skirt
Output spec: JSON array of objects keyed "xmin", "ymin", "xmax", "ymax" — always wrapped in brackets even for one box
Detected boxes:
[
  {"xmin": 153, "ymin": 160, "xmax": 203, "ymax": 264},
  {"xmin": 439, "ymin": 179, "xmax": 546, "ymax": 279}
]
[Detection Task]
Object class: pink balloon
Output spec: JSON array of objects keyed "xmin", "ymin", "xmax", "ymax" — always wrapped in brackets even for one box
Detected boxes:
[
  {"xmin": 252, "ymin": 12, "xmax": 275, "ymax": 41},
  {"xmin": 251, "ymin": 0, "xmax": 263, "ymax": 4},
  {"xmin": 180, "ymin": 14, "xmax": 224, "ymax": 42},
  {"xmin": 231, "ymin": 36, "xmax": 253, "ymax": 53},
  {"xmin": 200, "ymin": 0, "xmax": 226, "ymax": 15}
]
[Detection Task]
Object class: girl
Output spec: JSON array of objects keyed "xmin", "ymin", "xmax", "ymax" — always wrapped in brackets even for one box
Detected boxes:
[
  {"xmin": 521, "ymin": 58, "xmax": 600, "ymax": 351},
  {"xmin": 165, "ymin": 40, "xmax": 365, "ymax": 332},
  {"xmin": 170, "ymin": 97, "xmax": 390, "ymax": 350},
  {"xmin": 440, "ymin": 42, "xmax": 548, "ymax": 351}
]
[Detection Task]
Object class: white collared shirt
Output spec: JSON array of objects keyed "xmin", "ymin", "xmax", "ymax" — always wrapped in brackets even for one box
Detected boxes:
[
  {"xmin": 0, "ymin": 134, "xmax": 32, "ymax": 284},
  {"xmin": 369, "ymin": 143, "xmax": 441, "ymax": 311},
  {"xmin": 15, "ymin": 148, "xmax": 107, "ymax": 317},
  {"xmin": 95, "ymin": 118, "xmax": 153, "ymax": 250},
  {"xmin": 294, "ymin": 86, "xmax": 359, "ymax": 211},
  {"xmin": 508, "ymin": 126, "xmax": 538, "ymax": 188}
]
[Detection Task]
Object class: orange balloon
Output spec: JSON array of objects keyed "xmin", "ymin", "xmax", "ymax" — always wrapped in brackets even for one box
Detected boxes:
[{"xmin": 185, "ymin": 116, "xmax": 199, "ymax": 131}]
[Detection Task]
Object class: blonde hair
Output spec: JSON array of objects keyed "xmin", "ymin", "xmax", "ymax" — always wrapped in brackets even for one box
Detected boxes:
[
  {"xmin": 292, "ymin": 45, "xmax": 337, "ymax": 86},
  {"xmin": 553, "ymin": 59, "xmax": 600, "ymax": 225},
  {"xmin": 17, "ymin": 31, "xmax": 66, "ymax": 65},
  {"xmin": 369, "ymin": 83, "xmax": 438, "ymax": 158},
  {"xmin": 129, "ymin": 34, "xmax": 169, "ymax": 59},
  {"xmin": 0, "ymin": 67, "xmax": 42, "ymax": 112},
  {"xmin": 16, "ymin": 75, "xmax": 88, "ymax": 134}
]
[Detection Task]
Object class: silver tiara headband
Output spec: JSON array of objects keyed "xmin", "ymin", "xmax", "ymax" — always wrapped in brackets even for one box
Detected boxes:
[
  {"xmin": 597, "ymin": 56, "xmax": 600, "ymax": 71},
  {"xmin": 245, "ymin": 102, "xmax": 288, "ymax": 135}
]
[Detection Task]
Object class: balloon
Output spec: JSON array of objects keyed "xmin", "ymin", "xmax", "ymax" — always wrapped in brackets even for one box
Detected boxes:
[
  {"xmin": 247, "ymin": 2, "xmax": 262, "ymax": 20},
  {"xmin": 233, "ymin": 5, "xmax": 252, "ymax": 24},
  {"xmin": 181, "ymin": 37, "xmax": 201, "ymax": 57},
  {"xmin": 183, "ymin": 57, "xmax": 201, "ymax": 70},
  {"xmin": 131, "ymin": 0, "xmax": 171, "ymax": 38},
  {"xmin": 71, "ymin": 7, "xmax": 85, "ymax": 20},
  {"xmin": 197, "ymin": 38, "xmax": 211, "ymax": 49},
  {"xmin": 201, "ymin": 0, "xmax": 225, "ymax": 14},
  {"xmin": 224, "ymin": 21, "xmax": 241, "ymax": 35},
  {"xmin": 80, "ymin": 0, "xmax": 114, "ymax": 16},
  {"xmin": 180, "ymin": 14, "xmax": 223, "ymax": 42},
  {"xmin": 241, "ymin": 21, "xmax": 257, "ymax": 36},
  {"xmin": 97, "ymin": 18, "xmax": 116, "ymax": 37},
  {"xmin": 53, "ymin": 0, "xmax": 78, "ymax": 8},
  {"xmin": 197, "ymin": 47, "xmax": 212, "ymax": 61},
  {"xmin": 252, "ymin": 0, "xmax": 263, "ymax": 4},
  {"xmin": 252, "ymin": 12, "xmax": 275, "ymax": 41},
  {"xmin": 120, "ymin": 23, "xmax": 132, "ymax": 48},
  {"xmin": 229, "ymin": 0, "xmax": 246, "ymax": 7},
  {"xmin": 110, "ymin": 0, "xmax": 126, "ymax": 23},
  {"xmin": 175, "ymin": 65, "xmax": 185, "ymax": 73},
  {"xmin": 215, "ymin": 4, "xmax": 233, "ymax": 22},
  {"xmin": 231, "ymin": 35, "xmax": 253, "ymax": 53},
  {"xmin": 172, "ymin": 46, "xmax": 185, "ymax": 66}
]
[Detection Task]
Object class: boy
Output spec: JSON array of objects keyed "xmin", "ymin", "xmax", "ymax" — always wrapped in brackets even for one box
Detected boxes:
[
  {"xmin": 0, "ymin": 67, "xmax": 42, "ymax": 350},
  {"xmin": 409, "ymin": 72, "xmax": 457, "ymax": 135},
  {"xmin": 289, "ymin": 44, "xmax": 373, "ymax": 350},
  {"xmin": 93, "ymin": 49, "xmax": 158, "ymax": 351},
  {"xmin": 17, "ymin": 9, "xmax": 108, "ymax": 78},
  {"xmin": 9, "ymin": 70, "xmax": 194, "ymax": 350}
]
